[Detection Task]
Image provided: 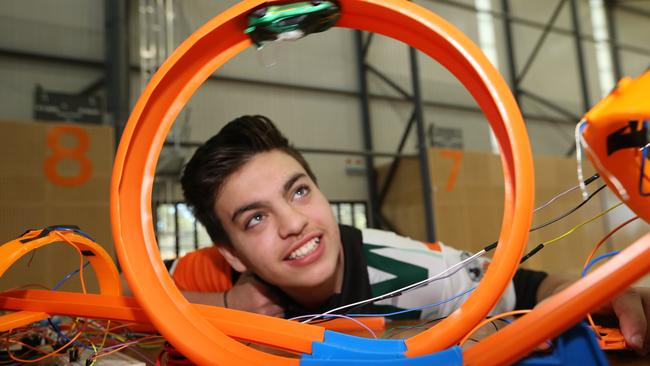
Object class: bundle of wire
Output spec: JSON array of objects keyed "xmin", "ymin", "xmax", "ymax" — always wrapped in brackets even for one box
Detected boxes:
[
  {"xmin": 581, "ymin": 215, "xmax": 640, "ymax": 338},
  {"xmin": 0, "ymin": 231, "xmax": 164, "ymax": 365},
  {"xmin": 1, "ymin": 174, "xmax": 620, "ymax": 362},
  {"xmin": 299, "ymin": 173, "xmax": 623, "ymax": 342}
]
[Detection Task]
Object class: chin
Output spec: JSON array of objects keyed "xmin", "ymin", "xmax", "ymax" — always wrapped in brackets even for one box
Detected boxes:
[{"xmin": 285, "ymin": 262, "xmax": 337, "ymax": 289}]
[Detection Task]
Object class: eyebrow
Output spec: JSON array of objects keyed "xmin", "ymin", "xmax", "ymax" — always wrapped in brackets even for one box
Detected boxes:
[{"xmin": 230, "ymin": 172, "xmax": 307, "ymax": 222}]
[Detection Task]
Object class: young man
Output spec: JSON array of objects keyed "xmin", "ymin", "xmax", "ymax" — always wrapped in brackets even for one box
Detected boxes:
[{"xmin": 171, "ymin": 115, "xmax": 650, "ymax": 353}]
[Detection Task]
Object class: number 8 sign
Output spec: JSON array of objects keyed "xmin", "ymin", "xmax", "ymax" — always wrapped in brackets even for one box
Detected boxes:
[{"xmin": 44, "ymin": 125, "xmax": 93, "ymax": 187}]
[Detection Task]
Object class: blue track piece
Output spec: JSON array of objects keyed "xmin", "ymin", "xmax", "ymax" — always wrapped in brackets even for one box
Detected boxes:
[
  {"xmin": 515, "ymin": 322, "xmax": 609, "ymax": 365},
  {"xmin": 301, "ymin": 345, "xmax": 462, "ymax": 365},
  {"xmin": 311, "ymin": 330, "xmax": 407, "ymax": 356}
]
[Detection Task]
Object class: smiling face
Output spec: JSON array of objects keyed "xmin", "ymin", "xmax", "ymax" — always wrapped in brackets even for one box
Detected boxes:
[{"xmin": 214, "ymin": 150, "xmax": 343, "ymax": 300}]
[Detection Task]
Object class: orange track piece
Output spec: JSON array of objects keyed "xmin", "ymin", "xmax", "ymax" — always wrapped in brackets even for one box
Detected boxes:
[
  {"xmin": 463, "ymin": 232, "xmax": 650, "ymax": 365},
  {"xmin": 0, "ymin": 311, "xmax": 49, "ymax": 332},
  {"xmin": 0, "ymin": 289, "xmax": 324, "ymax": 354},
  {"xmin": 0, "ymin": 228, "xmax": 121, "ymax": 333},
  {"xmin": 317, "ymin": 316, "xmax": 385, "ymax": 333},
  {"xmin": 111, "ymin": 0, "xmax": 534, "ymax": 364},
  {"xmin": 593, "ymin": 325, "xmax": 628, "ymax": 351}
]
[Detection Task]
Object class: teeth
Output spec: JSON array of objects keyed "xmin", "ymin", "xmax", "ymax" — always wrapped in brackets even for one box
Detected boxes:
[{"xmin": 288, "ymin": 237, "xmax": 320, "ymax": 260}]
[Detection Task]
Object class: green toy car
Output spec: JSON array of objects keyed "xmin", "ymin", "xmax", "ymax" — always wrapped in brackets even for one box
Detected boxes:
[{"xmin": 245, "ymin": 1, "xmax": 340, "ymax": 47}]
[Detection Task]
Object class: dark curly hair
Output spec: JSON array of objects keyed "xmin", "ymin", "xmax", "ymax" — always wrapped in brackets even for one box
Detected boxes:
[{"xmin": 181, "ymin": 115, "xmax": 317, "ymax": 245}]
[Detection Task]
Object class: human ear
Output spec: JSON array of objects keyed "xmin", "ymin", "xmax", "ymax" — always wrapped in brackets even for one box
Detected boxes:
[{"xmin": 217, "ymin": 245, "xmax": 248, "ymax": 273}]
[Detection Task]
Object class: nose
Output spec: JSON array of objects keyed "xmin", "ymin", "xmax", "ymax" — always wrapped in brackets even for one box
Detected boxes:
[{"xmin": 277, "ymin": 203, "xmax": 308, "ymax": 239}]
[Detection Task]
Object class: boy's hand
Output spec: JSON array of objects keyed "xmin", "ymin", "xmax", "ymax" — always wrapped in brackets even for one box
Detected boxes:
[
  {"xmin": 539, "ymin": 274, "xmax": 650, "ymax": 355},
  {"xmin": 227, "ymin": 272, "xmax": 285, "ymax": 317},
  {"xmin": 596, "ymin": 287, "xmax": 650, "ymax": 355}
]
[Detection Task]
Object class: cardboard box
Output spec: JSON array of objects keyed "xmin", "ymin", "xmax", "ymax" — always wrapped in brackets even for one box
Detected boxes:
[
  {"xmin": 379, "ymin": 148, "xmax": 647, "ymax": 276},
  {"xmin": 0, "ymin": 120, "xmax": 115, "ymax": 293}
]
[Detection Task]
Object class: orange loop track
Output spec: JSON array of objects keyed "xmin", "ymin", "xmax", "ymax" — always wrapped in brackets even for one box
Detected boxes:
[
  {"xmin": 111, "ymin": 0, "xmax": 534, "ymax": 363},
  {"xmin": 2, "ymin": 1, "xmax": 649, "ymax": 365},
  {"xmin": 0, "ymin": 229, "xmax": 121, "ymax": 331}
]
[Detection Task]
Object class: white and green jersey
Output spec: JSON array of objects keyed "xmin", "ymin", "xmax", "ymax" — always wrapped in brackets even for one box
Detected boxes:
[
  {"xmin": 167, "ymin": 225, "xmax": 544, "ymax": 320},
  {"xmin": 361, "ymin": 228, "xmax": 516, "ymax": 319}
]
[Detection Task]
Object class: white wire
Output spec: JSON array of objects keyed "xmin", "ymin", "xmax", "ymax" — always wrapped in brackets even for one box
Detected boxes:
[
  {"xmin": 533, "ymin": 184, "xmax": 581, "ymax": 213},
  {"xmin": 301, "ymin": 249, "xmax": 487, "ymax": 323},
  {"xmin": 288, "ymin": 314, "xmax": 378, "ymax": 338},
  {"xmin": 575, "ymin": 120, "xmax": 589, "ymax": 200},
  {"xmin": 579, "ymin": 121, "xmax": 629, "ymax": 199}
]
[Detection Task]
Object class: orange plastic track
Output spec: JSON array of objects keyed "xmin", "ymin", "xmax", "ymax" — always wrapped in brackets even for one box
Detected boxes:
[
  {"xmin": 0, "ymin": 229, "xmax": 121, "ymax": 295},
  {"xmin": 463, "ymin": 232, "xmax": 650, "ymax": 365},
  {"xmin": 462, "ymin": 71, "xmax": 650, "ymax": 366},
  {"xmin": 111, "ymin": 0, "xmax": 534, "ymax": 364},
  {"xmin": 0, "ymin": 229, "xmax": 121, "ymax": 331},
  {"xmin": 0, "ymin": 289, "xmax": 322, "ymax": 353},
  {"xmin": 582, "ymin": 72, "xmax": 650, "ymax": 224},
  {"xmin": 593, "ymin": 326, "xmax": 628, "ymax": 351},
  {"xmin": 0, "ymin": 311, "xmax": 49, "ymax": 332}
]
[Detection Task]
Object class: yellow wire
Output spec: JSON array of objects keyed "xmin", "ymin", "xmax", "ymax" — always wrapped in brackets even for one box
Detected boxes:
[
  {"xmin": 89, "ymin": 342, "xmax": 98, "ymax": 366},
  {"xmin": 87, "ymin": 320, "xmax": 111, "ymax": 366},
  {"xmin": 544, "ymin": 202, "xmax": 623, "ymax": 247},
  {"xmin": 90, "ymin": 335, "xmax": 164, "ymax": 361},
  {"xmin": 99, "ymin": 321, "xmax": 111, "ymax": 350},
  {"xmin": 103, "ymin": 331, "xmax": 164, "ymax": 349}
]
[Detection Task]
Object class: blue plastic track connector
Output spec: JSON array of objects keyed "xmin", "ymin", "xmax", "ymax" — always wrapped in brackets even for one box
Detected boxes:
[
  {"xmin": 312, "ymin": 330, "xmax": 406, "ymax": 356},
  {"xmin": 515, "ymin": 322, "xmax": 609, "ymax": 365},
  {"xmin": 301, "ymin": 330, "xmax": 462, "ymax": 365}
]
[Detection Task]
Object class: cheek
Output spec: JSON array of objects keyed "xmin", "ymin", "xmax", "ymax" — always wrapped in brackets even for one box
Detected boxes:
[
  {"xmin": 320, "ymin": 205, "xmax": 338, "ymax": 226},
  {"xmin": 308, "ymin": 194, "xmax": 335, "ymax": 219},
  {"xmin": 238, "ymin": 231, "xmax": 280, "ymax": 259},
  {"xmin": 303, "ymin": 204, "xmax": 332, "ymax": 224}
]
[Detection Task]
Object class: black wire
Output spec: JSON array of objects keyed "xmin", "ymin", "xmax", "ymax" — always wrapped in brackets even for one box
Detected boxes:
[
  {"xmin": 529, "ymin": 183, "xmax": 607, "ymax": 232},
  {"xmin": 519, "ymin": 243, "xmax": 544, "ymax": 264},
  {"xmin": 519, "ymin": 183, "xmax": 609, "ymax": 263},
  {"xmin": 339, "ymin": 176, "xmax": 605, "ymax": 317},
  {"xmin": 582, "ymin": 172, "xmax": 600, "ymax": 186},
  {"xmin": 482, "ymin": 180, "xmax": 606, "ymax": 254},
  {"xmin": 484, "ymin": 241, "xmax": 498, "ymax": 252}
]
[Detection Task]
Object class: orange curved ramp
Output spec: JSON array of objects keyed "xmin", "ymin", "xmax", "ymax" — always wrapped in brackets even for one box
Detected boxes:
[
  {"xmin": 111, "ymin": 0, "xmax": 533, "ymax": 364},
  {"xmin": 0, "ymin": 228, "xmax": 121, "ymax": 334},
  {"xmin": 464, "ymin": 232, "xmax": 650, "ymax": 365}
]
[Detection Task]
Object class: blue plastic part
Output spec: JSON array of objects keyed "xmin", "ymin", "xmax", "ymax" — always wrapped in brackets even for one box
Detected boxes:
[
  {"xmin": 515, "ymin": 322, "xmax": 609, "ymax": 365},
  {"xmin": 323, "ymin": 330, "xmax": 406, "ymax": 352},
  {"xmin": 305, "ymin": 331, "xmax": 406, "ymax": 360},
  {"xmin": 301, "ymin": 346, "xmax": 463, "ymax": 365},
  {"xmin": 306, "ymin": 341, "xmax": 405, "ymax": 360}
]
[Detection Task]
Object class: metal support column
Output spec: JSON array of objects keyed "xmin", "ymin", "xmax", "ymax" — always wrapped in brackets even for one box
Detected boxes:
[
  {"xmin": 409, "ymin": 47, "xmax": 436, "ymax": 243},
  {"xmin": 105, "ymin": 0, "xmax": 130, "ymax": 147},
  {"xmin": 354, "ymin": 31, "xmax": 378, "ymax": 228},
  {"xmin": 354, "ymin": 29, "xmax": 436, "ymax": 240},
  {"xmin": 500, "ymin": 0, "xmax": 520, "ymax": 103},
  {"xmin": 568, "ymin": 0, "xmax": 591, "ymax": 113},
  {"xmin": 604, "ymin": 0, "xmax": 623, "ymax": 81},
  {"xmin": 516, "ymin": 0, "xmax": 567, "ymax": 85}
]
